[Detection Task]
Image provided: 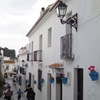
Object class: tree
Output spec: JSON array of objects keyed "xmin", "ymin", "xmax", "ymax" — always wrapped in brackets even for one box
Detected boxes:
[{"xmin": 2, "ymin": 47, "xmax": 16, "ymax": 59}]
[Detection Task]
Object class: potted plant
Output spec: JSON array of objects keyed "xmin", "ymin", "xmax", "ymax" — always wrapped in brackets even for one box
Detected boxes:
[
  {"xmin": 50, "ymin": 77, "xmax": 54, "ymax": 84},
  {"xmin": 61, "ymin": 74, "xmax": 67, "ymax": 84},
  {"xmin": 34, "ymin": 80, "xmax": 36, "ymax": 84},
  {"xmin": 88, "ymin": 66, "xmax": 98, "ymax": 81},
  {"xmin": 41, "ymin": 78, "xmax": 44, "ymax": 84}
]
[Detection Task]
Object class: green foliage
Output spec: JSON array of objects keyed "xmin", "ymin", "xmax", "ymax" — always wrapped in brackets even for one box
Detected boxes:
[
  {"xmin": 2, "ymin": 47, "xmax": 16, "ymax": 58},
  {"xmin": 50, "ymin": 77, "xmax": 54, "ymax": 80}
]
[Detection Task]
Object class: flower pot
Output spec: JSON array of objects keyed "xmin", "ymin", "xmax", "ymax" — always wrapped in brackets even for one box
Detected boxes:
[
  {"xmin": 50, "ymin": 79, "xmax": 54, "ymax": 84},
  {"xmin": 89, "ymin": 72, "xmax": 98, "ymax": 81},
  {"xmin": 34, "ymin": 81, "xmax": 36, "ymax": 84},
  {"xmin": 61, "ymin": 77, "xmax": 67, "ymax": 84},
  {"xmin": 41, "ymin": 79, "xmax": 44, "ymax": 84}
]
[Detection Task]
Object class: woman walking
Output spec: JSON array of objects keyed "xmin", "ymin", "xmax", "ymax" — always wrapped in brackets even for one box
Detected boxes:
[{"xmin": 24, "ymin": 84, "xmax": 35, "ymax": 100}]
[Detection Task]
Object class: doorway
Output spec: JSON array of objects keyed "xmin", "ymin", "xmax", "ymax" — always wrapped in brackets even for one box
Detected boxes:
[
  {"xmin": 29, "ymin": 73, "xmax": 31, "ymax": 86},
  {"xmin": 47, "ymin": 73, "xmax": 51, "ymax": 100},
  {"xmin": 74, "ymin": 68, "xmax": 83, "ymax": 100},
  {"xmin": 56, "ymin": 74, "xmax": 62, "ymax": 100}
]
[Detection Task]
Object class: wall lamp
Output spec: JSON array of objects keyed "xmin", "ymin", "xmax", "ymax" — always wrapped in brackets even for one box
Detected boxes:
[{"xmin": 56, "ymin": 1, "xmax": 78, "ymax": 31}]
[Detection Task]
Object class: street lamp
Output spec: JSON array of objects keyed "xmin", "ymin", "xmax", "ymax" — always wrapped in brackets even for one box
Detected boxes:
[{"xmin": 56, "ymin": 1, "xmax": 78, "ymax": 31}]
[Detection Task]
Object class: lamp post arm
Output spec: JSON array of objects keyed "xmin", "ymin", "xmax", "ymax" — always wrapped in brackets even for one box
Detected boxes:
[{"xmin": 60, "ymin": 13, "xmax": 78, "ymax": 31}]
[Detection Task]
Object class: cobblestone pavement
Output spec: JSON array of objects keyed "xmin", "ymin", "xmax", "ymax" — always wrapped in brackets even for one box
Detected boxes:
[{"xmin": 0, "ymin": 78, "xmax": 27, "ymax": 100}]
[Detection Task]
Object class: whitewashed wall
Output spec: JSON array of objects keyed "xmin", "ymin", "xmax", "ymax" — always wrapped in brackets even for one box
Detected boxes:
[
  {"xmin": 61, "ymin": 0, "xmax": 100, "ymax": 100},
  {"xmin": 28, "ymin": 11, "xmax": 65, "ymax": 100},
  {"xmin": 27, "ymin": 0, "xmax": 100, "ymax": 100}
]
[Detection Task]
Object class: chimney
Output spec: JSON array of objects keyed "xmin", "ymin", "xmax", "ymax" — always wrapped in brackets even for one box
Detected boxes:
[{"xmin": 40, "ymin": 7, "xmax": 45, "ymax": 16}]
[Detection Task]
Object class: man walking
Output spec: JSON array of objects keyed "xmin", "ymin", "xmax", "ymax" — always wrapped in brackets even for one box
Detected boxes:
[{"xmin": 17, "ymin": 89, "xmax": 23, "ymax": 100}]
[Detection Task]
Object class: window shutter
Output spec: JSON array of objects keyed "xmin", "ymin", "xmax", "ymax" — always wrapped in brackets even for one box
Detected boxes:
[
  {"xmin": 60, "ymin": 35, "xmax": 67, "ymax": 59},
  {"xmin": 34, "ymin": 51, "xmax": 37, "ymax": 61},
  {"xmin": 60, "ymin": 34, "xmax": 74, "ymax": 60}
]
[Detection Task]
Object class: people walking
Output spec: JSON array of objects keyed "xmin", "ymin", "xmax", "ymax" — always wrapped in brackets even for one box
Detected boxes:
[
  {"xmin": 17, "ymin": 89, "xmax": 23, "ymax": 100},
  {"xmin": 6, "ymin": 86, "xmax": 13, "ymax": 100},
  {"xmin": 24, "ymin": 84, "xmax": 35, "ymax": 100}
]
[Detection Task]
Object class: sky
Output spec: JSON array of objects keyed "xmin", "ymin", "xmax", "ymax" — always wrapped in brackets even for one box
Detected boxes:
[{"xmin": 0, "ymin": 0, "xmax": 56, "ymax": 55}]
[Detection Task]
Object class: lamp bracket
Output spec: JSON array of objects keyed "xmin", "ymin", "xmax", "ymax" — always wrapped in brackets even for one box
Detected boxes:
[{"xmin": 60, "ymin": 13, "xmax": 78, "ymax": 31}]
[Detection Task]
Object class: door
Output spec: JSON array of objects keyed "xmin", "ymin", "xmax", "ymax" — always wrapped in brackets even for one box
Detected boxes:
[
  {"xmin": 29, "ymin": 73, "xmax": 31, "ymax": 86},
  {"xmin": 32, "ymin": 75, "xmax": 34, "ymax": 90},
  {"xmin": 77, "ymin": 69, "xmax": 83, "ymax": 100},
  {"xmin": 47, "ymin": 73, "xmax": 51, "ymax": 100},
  {"xmin": 56, "ymin": 74, "xmax": 62, "ymax": 100},
  {"xmin": 19, "ymin": 76, "xmax": 22, "ymax": 86}
]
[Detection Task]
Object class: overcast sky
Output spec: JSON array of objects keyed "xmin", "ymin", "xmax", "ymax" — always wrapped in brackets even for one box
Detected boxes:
[{"xmin": 0, "ymin": 0, "xmax": 56, "ymax": 55}]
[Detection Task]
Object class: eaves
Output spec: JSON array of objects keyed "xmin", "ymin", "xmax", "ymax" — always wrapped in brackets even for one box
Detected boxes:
[{"xmin": 26, "ymin": 0, "xmax": 60, "ymax": 37}]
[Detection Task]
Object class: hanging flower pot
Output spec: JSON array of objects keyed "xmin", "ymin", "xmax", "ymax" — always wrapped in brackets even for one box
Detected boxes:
[
  {"xmin": 89, "ymin": 72, "xmax": 98, "ymax": 81},
  {"xmin": 41, "ymin": 79, "xmax": 44, "ymax": 84},
  {"xmin": 61, "ymin": 77, "xmax": 67, "ymax": 84},
  {"xmin": 88, "ymin": 66, "xmax": 98, "ymax": 81},
  {"xmin": 34, "ymin": 80, "xmax": 36, "ymax": 84},
  {"xmin": 50, "ymin": 77, "xmax": 54, "ymax": 84}
]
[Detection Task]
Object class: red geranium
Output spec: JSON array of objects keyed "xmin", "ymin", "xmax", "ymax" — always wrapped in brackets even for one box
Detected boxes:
[{"xmin": 88, "ymin": 66, "xmax": 95, "ymax": 72}]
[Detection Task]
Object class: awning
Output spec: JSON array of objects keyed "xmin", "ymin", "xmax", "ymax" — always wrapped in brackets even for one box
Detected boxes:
[
  {"xmin": 49, "ymin": 63, "xmax": 63, "ymax": 69},
  {"xmin": 5, "ymin": 71, "xmax": 16, "ymax": 74}
]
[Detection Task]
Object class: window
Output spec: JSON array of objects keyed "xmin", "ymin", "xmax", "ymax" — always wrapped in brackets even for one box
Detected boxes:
[
  {"xmin": 48, "ymin": 27, "xmax": 52, "ymax": 47},
  {"xmin": 60, "ymin": 34, "xmax": 73, "ymax": 59},
  {"xmin": 34, "ymin": 51, "xmax": 37, "ymax": 61},
  {"xmin": 38, "ymin": 69, "xmax": 42, "ymax": 91},
  {"xmin": 27, "ymin": 53, "xmax": 29, "ymax": 61}
]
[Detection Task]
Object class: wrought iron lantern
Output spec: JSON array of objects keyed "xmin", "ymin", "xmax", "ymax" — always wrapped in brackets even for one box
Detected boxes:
[{"xmin": 56, "ymin": 1, "xmax": 78, "ymax": 31}]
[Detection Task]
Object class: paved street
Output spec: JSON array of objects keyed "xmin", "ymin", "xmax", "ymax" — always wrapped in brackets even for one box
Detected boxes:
[{"xmin": 0, "ymin": 78, "xmax": 27, "ymax": 100}]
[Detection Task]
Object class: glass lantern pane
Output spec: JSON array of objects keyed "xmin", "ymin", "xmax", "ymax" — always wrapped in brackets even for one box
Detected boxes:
[
  {"xmin": 57, "ymin": 6, "xmax": 67, "ymax": 18},
  {"xmin": 60, "ymin": 7, "xmax": 67, "ymax": 16}
]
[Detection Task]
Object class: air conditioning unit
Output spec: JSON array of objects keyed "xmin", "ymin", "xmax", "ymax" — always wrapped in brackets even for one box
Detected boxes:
[{"xmin": 60, "ymin": 34, "xmax": 74, "ymax": 60}]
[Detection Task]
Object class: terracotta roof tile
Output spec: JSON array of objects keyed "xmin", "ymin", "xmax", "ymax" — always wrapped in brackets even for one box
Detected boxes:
[
  {"xmin": 49, "ymin": 63, "xmax": 63, "ymax": 69},
  {"xmin": 4, "ymin": 60, "xmax": 15, "ymax": 63}
]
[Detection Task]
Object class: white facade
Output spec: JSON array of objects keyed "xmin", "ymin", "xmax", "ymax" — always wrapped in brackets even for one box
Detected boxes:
[
  {"xmin": 26, "ymin": 0, "xmax": 100, "ymax": 100},
  {"xmin": 16, "ymin": 44, "xmax": 29, "ymax": 91}
]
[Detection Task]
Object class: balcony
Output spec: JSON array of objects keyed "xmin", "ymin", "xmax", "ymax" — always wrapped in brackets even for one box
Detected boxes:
[
  {"xmin": 34, "ymin": 50, "xmax": 42, "ymax": 63},
  {"xmin": 60, "ymin": 34, "xmax": 74, "ymax": 60},
  {"xmin": 20, "ymin": 67, "xmax": 26, "ymax": 75},
  {"xmin": 27, "ymin": 52, "xmax": 33, "ymax": 62}
]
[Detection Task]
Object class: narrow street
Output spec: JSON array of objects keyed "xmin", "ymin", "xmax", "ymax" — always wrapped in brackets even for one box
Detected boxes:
[{"xmin": 0, "ymin": 78, "xmax": 27, "ymax": 100}]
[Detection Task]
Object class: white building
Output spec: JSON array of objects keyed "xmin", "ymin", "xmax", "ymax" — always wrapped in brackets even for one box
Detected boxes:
[
  {"xmin": 16, "ymin": 45, "xmax": 29, "ymax": 91},
  {"xmin": 25, "ymin": 0, "xmax": 100, "ymax": 100}
]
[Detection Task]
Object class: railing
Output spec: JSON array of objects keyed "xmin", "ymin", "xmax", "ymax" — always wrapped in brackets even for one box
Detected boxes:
[
  {"xmin": 20, "ymin": 67, "xmax": 26, "ymax": 75},
  {"xmin": 60, "ymin": 34, "xmax": 74, "ymax": 60},
  {"xmin": 34, "ymin": 50, "xmax": 42, "ymax": 62},
  {"xmin": 27, "ymin": 52, "xmax": 33, "ymax": 62}
]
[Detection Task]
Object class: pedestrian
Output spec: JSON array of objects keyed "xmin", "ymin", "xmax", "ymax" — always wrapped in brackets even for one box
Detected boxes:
[
  {"xmin": 6, "ymin": 86, "xmax": 13, "ymax": 100},
  {"xmin": 24, "ymin": 84, "xmax": 35, "ymax": 100},
  {"xmin": 17, "ymin": 89, "xmax": 23, "ymax": 100}
]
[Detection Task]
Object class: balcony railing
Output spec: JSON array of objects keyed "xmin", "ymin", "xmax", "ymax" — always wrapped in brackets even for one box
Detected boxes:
[
  {"xmin": 20, "ymin": 67, "xmax": 26, "ymax": 75},
  {"xmin": 27, "ymin": 52, "xmax": 33, "ymax": 62},
  {"xmin": 60, "ymin": 34, "xmax": 74, "ymax": 60},
  {"xmin": 34, "ymin": 50, "xmax": 42, "ymax": 62}
]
